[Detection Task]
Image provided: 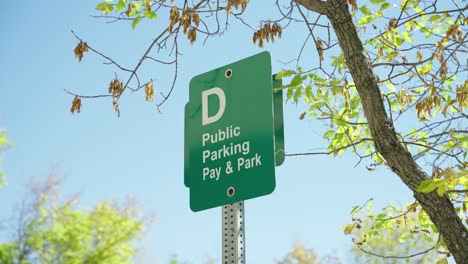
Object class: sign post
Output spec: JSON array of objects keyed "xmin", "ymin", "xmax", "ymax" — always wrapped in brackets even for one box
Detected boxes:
[
  {"xmin": 184, "ymin": 52, "xmax": 285, "ymax": 263},
  {"xmin": 222, "ymin": 202, "xmax": 245, "ymax": 264}
]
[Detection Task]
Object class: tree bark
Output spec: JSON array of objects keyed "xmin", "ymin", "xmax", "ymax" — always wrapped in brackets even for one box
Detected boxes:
[{"xmin": 297, "ymin": 0, "xmax": 468, "ymax": 262}]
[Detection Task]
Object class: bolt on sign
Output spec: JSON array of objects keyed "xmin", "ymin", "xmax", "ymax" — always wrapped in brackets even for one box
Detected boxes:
[{"xmin": 184, "ymin": 51, "xmax": 285, "ymax": 212}]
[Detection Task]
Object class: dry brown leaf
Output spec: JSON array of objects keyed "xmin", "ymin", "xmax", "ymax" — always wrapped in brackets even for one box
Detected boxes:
[
  {"xmin": 109, "ymin": 78, "xmax": 123, "ymax": 97},
  {"xmin": 192, "ymin": 12, "xmax": 200, "ymax": 26},
  {"xmin": 169, "ymin": 7, "xmax": 180, "ymax": 33},
  {"xmin": 299, "ymin": 112, "xmax": 306, "ymax": 120},
  {"xmin": 388, "ymin": 18, "xmax": 397, "ymax": 30},
  {"xmin": 456, "ymin": 81, "xmax": 468, "ymax": 108},
  {"xmin": 74, "ymin": 41, "xmax": 89, "ymax": 62},
  {"xmin": 227, "ymin": 0, "xmax": 250, "ymax": 13},
  {"xmin": 446, "ymin": 24, "xmax": 458, "ymax": 40},
  {"xmin": 252, "ymin": 22, "xmax": 282, "ymax": 47},
  {"xmin": 145, "ymin": 81, "xmax": 154, "ymax": 102},
  {"xmin": 113, "ymin": 101, "xmax": 120, "ymax": 117},
  {"xmin": 188, "ymin": 28, "xmax": 197, "ymax": 45},
  {"xmin": 416, "ymin": 49, "xmax": 423, "ymax": 62},
  {"xmin": 316, "ymin": 39, "xmax": 324, "ymax": 61},
  {"xmin": 125, "ymin": 4, "xmax": 132, "ymax": 17},
  {"xmin": 347, "ymin": 0, "xmax": 358, "ymax": 11},
  {"xmin": 70, "ymin": 96, "xmax": 82, "ymax": 114}
]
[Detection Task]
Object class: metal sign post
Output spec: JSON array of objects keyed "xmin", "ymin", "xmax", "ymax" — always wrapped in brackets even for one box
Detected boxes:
[
  {"xmin": 184, "ymin": 52, "xmax": 286, "ymax": 264},
  {"xmin": 222, "ymin": 202, "xmax": 245, "ymax": 264},
  {"xmin": 219, "ymin": 76, "xmax": 283, "ymax": 264}
]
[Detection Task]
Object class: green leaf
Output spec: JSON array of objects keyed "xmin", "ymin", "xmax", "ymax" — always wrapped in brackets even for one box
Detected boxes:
[
  {"xmin": 429, "ymin": 14, "xmax": 441, "ymax": 24},
  {"xmin": 286, "ymin": 88, "xmax": 293, "ymax": 101},
  {"xmin": 350, "ymin": 206, "xmax": 362, "ymax": 216},
  {"xmin": 386, "ymin": 51, "xmax": 399, "ymax": 61},
  {"xmin": 289, "ymin": 75, "xmax": 303, "ymax": 87},
  {"xmin": 436, "ymin": 258, "xmax": 448, "ymax": 264},
  {"xmin": 144, "ymin": 10, "xmax": 158, "ymax": 19},
  {"xmin": 401, "ymin": 32, "xmax": 413, "ymax": 43},
  {"xmin": 324, "ymin": 130, "xmax": 335, "ymax": 139},
  {"xmin": 309, "ymin": 101, "xmax": 326, "ymax": 111},
  {"xmin": 129, "ymin": 10, "xmax": 141, "ymax": 17},
  {"xmin": 343, "ymin": 223, "xmax": 355, "ymax": 235},
  {"xmin": 370, "ymin": 0, "xmax": 385, "ymax": 4},
  {"xmin": 304, "ymin": 86, "xmax": 313, "ymax": 101},
  {"xmin": 459, "ymin": 175, "xmax": 468, "ymax": 185},
  {"xmin": 96, "ymin": 2, "xmax": 114, "ymax": 14},
  {"xmin": 132, "ymin": 16, "xmax": 142, "ymax": 29},
  {"xmin": 350, "ymin": 96, "xmax": 360, "ymax": 109},
  {"xmin": 276, "ymin": 70, "xmax": 295, "ymax": 79},
  {"xmin": 393, "ymin": 34, "xmax": 403, "ymax": 47},
  {"xmin": 359, "ymin": 5, "xmax": 372, "ymax": 16},
  {"xmin": 417, "ymin": 62, "xmax": 433, "ymax": 74},
  {"xmin": 358, "ymin": 16, "xmax": 373, "ymax": 25},
  {"xmin": 417, "ymin": 179, "xmax": 442, "ymax": 193},
  {"xmin": 0, "ymin": 135, "xmax": 6, "ymax": 147},
  {"xmin": 376, "ymin": 213, "xmax": 387, "ymax": 220},
  {"xmin": 380, "ymin": 2, "xmax": 390, "ymax": 11},
  {"xmin": 398, "ymin": 232, "xmax": 414, "ymax": 243},
  {"xmin": 131, "ymin": 2, "xmax": 141, "ymax": 9},
  {"xmin": 308, "ymin": 73, "xmax": 324, "ymax": 82},
  {"xmin": 436, "ymin": 186, "xmax": 446, "ymax": 197},
  {"xmin": 116, "ymin": 0, "xmax": 126, "ymax": 12},
  {"xmin": 293, "ymin": 88, "xmax": 302, "ymax": 104},
  {"xmin": 385, "ymin": 81, "xmax": 396, "ymax": 92},
  {"xmin": 452, "ymin": 134, "xmax": 468, "ymax": 141}
]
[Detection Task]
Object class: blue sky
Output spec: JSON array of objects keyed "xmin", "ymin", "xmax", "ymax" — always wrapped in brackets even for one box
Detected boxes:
[{"xmin": 0, "ymin": 1, "xmax": 416, "ymax": 263}]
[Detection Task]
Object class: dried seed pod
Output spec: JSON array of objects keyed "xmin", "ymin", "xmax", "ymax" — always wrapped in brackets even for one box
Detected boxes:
[
  {"xmin": 74, "ymin": 41, "xmax": 89, "ymax": 62},
  {"xmin": 70, "ymin": 96, "xmax": 82, "ymax": 114}
]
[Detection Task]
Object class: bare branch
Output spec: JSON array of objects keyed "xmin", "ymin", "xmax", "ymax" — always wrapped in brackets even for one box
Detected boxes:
[
  {"xmin": 359, "ymin": 235, "xmax": 439, "ymax": 260},
  {"xmin": 71, "ymin": 30, "xmax": 133, "ymax": 73},
  {"xmin": 286, "ymin": 138, "xmax": 373, "ymax": 157}
]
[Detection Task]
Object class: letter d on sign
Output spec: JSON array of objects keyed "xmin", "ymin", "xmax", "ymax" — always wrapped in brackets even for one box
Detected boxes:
[{"xmin": 202, "ymin": 87, "xmax": 226, "ymax": 126}]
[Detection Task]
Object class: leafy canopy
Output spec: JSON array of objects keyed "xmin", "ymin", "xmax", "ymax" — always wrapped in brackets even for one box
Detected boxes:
[{"xmin": 0, "ymin": 174, "xmax": 153, "ymax": 264}]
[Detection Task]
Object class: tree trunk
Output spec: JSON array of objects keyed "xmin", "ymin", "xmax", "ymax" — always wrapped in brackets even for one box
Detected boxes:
[{"xmin": 297, "ymin": 0, "xmax": 468, "ymax": 262}]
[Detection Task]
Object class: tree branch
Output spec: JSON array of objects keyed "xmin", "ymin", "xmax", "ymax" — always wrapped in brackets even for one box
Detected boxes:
[
  {"xmin": 286, "ymin": 138, "xmax": 373, "ymax": 157},
  {"xmin": 359, "ymin": 235, "xmax": 439, "ymax": 260},
  {"xmin": 294, "ymin": 0, "xmax": 327, "ymax": 15}
]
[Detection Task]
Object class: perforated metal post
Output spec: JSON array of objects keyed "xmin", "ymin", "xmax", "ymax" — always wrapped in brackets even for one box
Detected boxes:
[{"xmin": 222, "ymin": 202, "xmax": 245, "ymax": 264}]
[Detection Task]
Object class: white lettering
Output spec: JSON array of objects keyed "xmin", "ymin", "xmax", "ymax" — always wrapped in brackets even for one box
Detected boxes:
[
  {"xmin": 202, "ymin": 150, "xmax": 210, "ymax": 163},
  {"xmin": 201, "ymin": 126, "xmax": 242, "ymax": 146},
  {"xmin": 237, "ymin": 153, "xmax": 262, "ymax": 171},
  {"xmin": 202, "ymin": 141, "xmax": 250, "ymax": 163},
  {"xmin": 202, "ymin": 167, "xmax": 221, "ymax": 181},
  {"xmin": 202, "ymin": 133, "xmax": 210, "ymax": 146},
  {"xmin": 202, "ymin": 87, "xmax": 225, "ymax": 126}
]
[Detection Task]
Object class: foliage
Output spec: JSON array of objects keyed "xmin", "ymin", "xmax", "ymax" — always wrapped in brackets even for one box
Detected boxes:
[
  {"xmin": 0, "ymin": 129, "xmax": 8, "ymax": 189},
  {"xmin": 342, "ymin": 200, "xmax": 451, "ymax": 263},
  {"xmin": 278, "ymin": 0, "xmax": 467, "ymax": 172},
  {"xmin": 0, "ymin": 173, "xmax": 153, "ymax": 264},
  {"xmin": 275, "ymin": 2, "xmax": 468, "ymax": 258},
  {"xmin": 167, "ymin": 256, "xmax": 215, "ymax": 264},
  {"xmin": 276, "ymin": 243, "xmax": 341, "ymax": 264}
]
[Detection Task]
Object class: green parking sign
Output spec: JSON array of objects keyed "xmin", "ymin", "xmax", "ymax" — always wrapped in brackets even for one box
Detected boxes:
[{"xmin": 185, "ymin": 52, "xmax": 281, "ymax": 212}]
